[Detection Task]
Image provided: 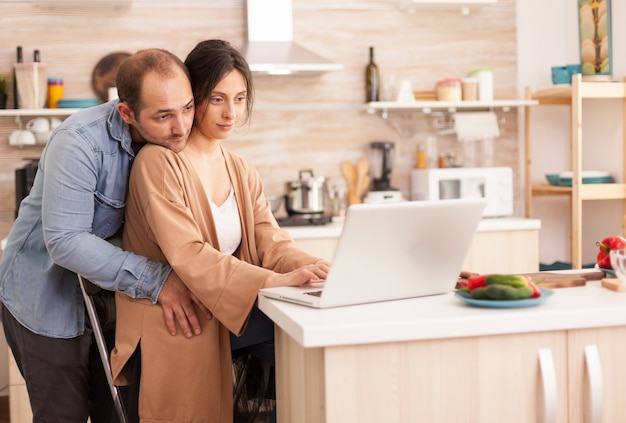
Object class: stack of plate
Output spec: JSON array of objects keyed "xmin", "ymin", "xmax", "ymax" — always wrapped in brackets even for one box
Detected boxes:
[
  {"xmin": 57, "ymin": 98, "xmax": 101, "ymax": 109},
  {"xmin": 545, "ymin": 171, "xmax": 614, "ymax": 186}
]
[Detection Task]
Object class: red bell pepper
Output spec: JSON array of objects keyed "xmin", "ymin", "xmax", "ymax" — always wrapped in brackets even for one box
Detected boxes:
[
  {"xmin": 596, "ymin": 235, "xmax": 626, "ymax": 269},
  {"xmin": 527, "ymin": 278, "xmax": 541, "ymax": 298},
  {"xmin": 467, "ymin": 274, "xmax": 488, "ymax": 291}
]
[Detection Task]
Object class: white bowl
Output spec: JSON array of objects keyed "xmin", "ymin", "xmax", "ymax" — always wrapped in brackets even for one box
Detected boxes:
[{"xmin": 35, "ymin": 130, "xmax": 53, "ymax": 144}]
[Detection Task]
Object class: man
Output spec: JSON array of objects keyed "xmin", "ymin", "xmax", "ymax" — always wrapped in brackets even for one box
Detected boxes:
[{"xmin": 0, "ymin": 48, "xmax": 210, "ymax": 423}]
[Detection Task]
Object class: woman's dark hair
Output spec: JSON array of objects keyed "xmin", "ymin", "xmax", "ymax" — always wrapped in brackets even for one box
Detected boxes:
[{"xmin": 184, "ymin": 39, "xmax": 254, "ymax": 125}]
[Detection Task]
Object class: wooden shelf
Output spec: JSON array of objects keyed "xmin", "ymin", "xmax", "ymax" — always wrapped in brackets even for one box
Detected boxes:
[
  {"xmin": 366, "ymin": 98, "xmax": 537, "ymax": 137},
  {"xmin": 532, "ymin": 80, "xmax": 626, "ymax": 105},
  {"xmin": 531, "ymin": 183, "xmax": 626, "ymax": 200},
  {"xmin": 365, "ymin": 99, "xmax": 536, "ymax": 115},
  {"xmin": 524, "ymin": 74, "xmax": 626, "ymax": 268},
  {"xmin": 0, "ymin": 108, "xmax": 80, "ymax": 118}
]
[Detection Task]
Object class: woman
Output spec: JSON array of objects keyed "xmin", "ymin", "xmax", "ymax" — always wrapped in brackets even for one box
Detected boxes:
[{"xmin": 111, "ymin": 39, "xmax": 329, "ymax": 422}]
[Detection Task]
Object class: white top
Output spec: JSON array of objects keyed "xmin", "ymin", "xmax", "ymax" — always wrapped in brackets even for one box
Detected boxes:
[
  {"xmin": 209, "ymin": 186, "xmax": 241, "ymax": 255},
  {"xmin": 258, "ymin": 278, "xmax": 626, "ymax": 348}
]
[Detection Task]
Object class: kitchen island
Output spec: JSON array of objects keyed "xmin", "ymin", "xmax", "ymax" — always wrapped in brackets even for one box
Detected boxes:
[
  {"xmin": 284, "ymin": 217, "xmax": 542, "ymax": 274},
  {"xmin": 258, "ymin": 278, "xmax": 626, "ymax": 422}
]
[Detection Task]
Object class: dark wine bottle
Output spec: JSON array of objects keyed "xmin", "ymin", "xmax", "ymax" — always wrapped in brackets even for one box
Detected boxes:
[
  {"xmin": 365, "ymin": 46, "xmax": 380, "ymax": 103},
  {"xmin": 34, "ymin": 50, "xmax": 41, "ymax": 62},
  {"xmin": 14, "ymin": 46, "xmax": 22, "ymax": 109}
]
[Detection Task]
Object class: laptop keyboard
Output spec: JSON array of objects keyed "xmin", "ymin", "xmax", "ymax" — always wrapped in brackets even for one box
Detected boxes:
[{"xmin": 304, "ymin": 290, "xmax": 323, "ymax": 297}]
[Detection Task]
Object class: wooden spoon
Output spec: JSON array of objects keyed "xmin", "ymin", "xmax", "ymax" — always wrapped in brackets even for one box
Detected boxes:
[
  {"xmin": 341, "ymin": 160, "xmax": 358, "ymax": 205},
  {"xmin": 355, "ymin": 157, "xmax": 371, "ymax": 201}
]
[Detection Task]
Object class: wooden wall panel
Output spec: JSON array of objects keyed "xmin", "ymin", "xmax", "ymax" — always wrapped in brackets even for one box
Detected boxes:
[{"xmin": 0, "ymin": 0, "xmax": 518, "ymax": 238}]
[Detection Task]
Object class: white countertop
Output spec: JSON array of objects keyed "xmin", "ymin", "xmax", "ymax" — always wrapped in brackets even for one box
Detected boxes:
[
  {"xmin": 1, "ymin": 217, "xmax": 540, "ymax": 247},
  {"xmin": 283, "ymin": 216, "xmax": 541, "ymax": 240},
  {"xmin": 258, "ymin": 279, "xmax": 626, "ymax": 348}
]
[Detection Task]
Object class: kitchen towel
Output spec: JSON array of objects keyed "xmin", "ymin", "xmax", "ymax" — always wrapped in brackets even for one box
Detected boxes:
[{"xmin": 452, "ymin": 111, "xmax": 500, "ymax": 142}]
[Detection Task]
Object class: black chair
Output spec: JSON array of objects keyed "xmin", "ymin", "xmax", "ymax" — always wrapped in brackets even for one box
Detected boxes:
[
  {"xmin": 79, "ymin": 270, "xmax": 273, "ymax": 423},
  {"xmin": 77, "ymin": 273, "xmax": 129, "ymax": 423}
]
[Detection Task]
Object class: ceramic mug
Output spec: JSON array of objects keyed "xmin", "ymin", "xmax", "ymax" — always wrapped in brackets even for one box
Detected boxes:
[
  {"xmin": 610, "ymin": 250, "xmax": 626, "ymax": 284},
  {"xmin": 34, "ymin": 130, "xmax": 53, "ymax": 144},
  {"xmin": 9, "ymin": 129, "xmax": 37, "ymax": 146},
  {"xmin": 49, "ymin": 117, "xmax": 62, "ymax": 129},
  {"xmin": 25, "ymin": 117, "xmax": 51, "ymax": 133}
]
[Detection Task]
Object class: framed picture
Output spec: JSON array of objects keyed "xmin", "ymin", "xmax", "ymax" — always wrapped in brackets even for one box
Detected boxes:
[{"xmin": 578, "ymin": 0, "xmax": 612, "ymax": 80}]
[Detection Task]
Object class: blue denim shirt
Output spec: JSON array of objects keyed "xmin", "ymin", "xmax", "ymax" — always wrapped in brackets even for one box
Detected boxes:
[{"xmin": 0, "ymin": 100, "xmax": 171, "ymax": 338}]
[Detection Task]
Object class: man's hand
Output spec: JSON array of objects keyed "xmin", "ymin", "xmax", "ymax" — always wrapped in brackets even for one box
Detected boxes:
[{"xmin": 157, "ymin": 271, "xmax": 213, "ymax": 338}]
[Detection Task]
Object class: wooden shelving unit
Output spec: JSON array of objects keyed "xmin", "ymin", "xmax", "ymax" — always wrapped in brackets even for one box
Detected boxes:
[{"xmin": 524, "ymin": 74, "xmax": 626, "ymax": 268}]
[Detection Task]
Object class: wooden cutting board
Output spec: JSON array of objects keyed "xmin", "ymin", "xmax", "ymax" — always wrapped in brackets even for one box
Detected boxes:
[
  {"xmin": 522, "ymin": 270, "xmax": 604, "ymax": 288},
  {"xmin": 458, "ymin": 269, "xmax": 605, "ymax": 289}
]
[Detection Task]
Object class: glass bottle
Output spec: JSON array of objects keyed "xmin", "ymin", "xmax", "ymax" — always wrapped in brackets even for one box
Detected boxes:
[
  {"xmin": 13, "ymin": 46, "xmax": 22, "ymax": 109},
  {"xmin": 365, "ymin": 46, "xmax": 380, "ymax": 102}
]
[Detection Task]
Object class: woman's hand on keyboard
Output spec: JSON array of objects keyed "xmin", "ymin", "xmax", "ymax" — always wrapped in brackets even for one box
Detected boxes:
[{"xmin": 263, "ymin": 260, "xmax": 329, "ymax": 288}]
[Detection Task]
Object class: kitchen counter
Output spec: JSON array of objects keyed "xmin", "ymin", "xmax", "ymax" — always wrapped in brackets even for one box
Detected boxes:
[
  {"xmin": 259, "ymin": 278, "xmax": 626, "ymax": 422},
  {"xmin": 282, "ymin": 216, "xmax": 540, "ymax": 240},
  {"xmin": 258, "ymin": 278, "xmax": 623, "ymax": 348},
  {"xmin": 283, "ymin": 216, "xmax": 541, "ymax": 273}
]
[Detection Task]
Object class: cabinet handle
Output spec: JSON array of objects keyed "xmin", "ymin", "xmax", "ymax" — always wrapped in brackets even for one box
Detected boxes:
[
  {"xmin": 538, "ymin": 348, "xmax": 557, "ymax": 423},
  {"xmin": 584, "ymin": 345, "xmax": 604, "ymax": 423}
]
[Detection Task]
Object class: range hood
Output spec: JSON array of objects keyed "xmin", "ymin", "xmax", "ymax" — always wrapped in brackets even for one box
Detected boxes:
[{"xmin": 243, "ymin": 0, "xmax": 343, "ymax": 75}]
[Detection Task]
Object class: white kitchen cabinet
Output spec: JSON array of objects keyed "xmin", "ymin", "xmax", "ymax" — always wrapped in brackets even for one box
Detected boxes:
[
  {"xmin": 290, "ymin": 219, "xmax": 540, "ymax": 274},
  {"xmin": 567, "ymin": 326, "xmax": 626, "ymax": 423},
  {"xmin": 273, "ymin": 321, "xmax": 626, "ymax": 422},
  {"xmin": 308, "ymin": 331, "xmax": 569, "ymax": 423},
  {"xmin": 292, "ymin": 237, "xmax": 337, "ymax": 262},
  {"xmin": 260, "ymin": 282, "xmax": 626, "ymax": 423},
  {"xmin": 462, "ymin": 226, "xmax": 539, "ymax": 273}
]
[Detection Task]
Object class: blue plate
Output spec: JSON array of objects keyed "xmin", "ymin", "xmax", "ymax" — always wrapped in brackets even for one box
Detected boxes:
[
  {"xmin": 558, "ymin": 176, "xmax": 614, "ymax": 186},
  {"xmin": 594, "ymin": 264, "xmax": 615, "ymax": 277},
  {"xmin": 57, "ymin": 98, "xmax": 101, "ymax": 108},
  {"xmin": 545, "ymin": 173, "xmax": 560, "ymax": 185},
  {"xmin": 454, "ymin": 288, "xmax": 554, "ymax": 308}
]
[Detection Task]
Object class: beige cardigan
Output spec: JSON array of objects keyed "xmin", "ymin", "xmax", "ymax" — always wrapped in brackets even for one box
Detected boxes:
[{"xmin": 111, "ymin": 144, "xmax": 319, "ymax": 422}]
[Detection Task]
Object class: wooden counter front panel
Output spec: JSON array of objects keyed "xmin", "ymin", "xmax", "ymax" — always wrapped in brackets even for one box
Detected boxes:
[
  {"xmin": 275, "ymin": 328, "xmax": 568, "ymax": 423},
  {"xmin": 294, "ymin": 228, "xmax": 540, "ymax": 275}
]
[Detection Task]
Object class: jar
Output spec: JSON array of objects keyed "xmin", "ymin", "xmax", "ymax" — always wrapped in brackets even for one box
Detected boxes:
[
  {"xmin": 435, "ymin": 78, "xmax": 462, "ymax": 101},
  {"xmin": 461, "ymin": 77, "xmax": 479, "ymax": 101},
  {"xmin": 468, "ymin": 68, "xmax": 493, "ymax": 101},
  {"xmin": 47, "ymin": 77, "xmax": 64, "ymax": 108},
  {"xmin": 416, "ymin": 146, "xmax": 426, "ymax": 169}
]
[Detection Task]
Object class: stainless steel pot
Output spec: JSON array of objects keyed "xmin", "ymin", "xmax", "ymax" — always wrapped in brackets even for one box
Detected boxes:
[{"xmin": 284, "ymin": 170, "xmax": 328, "ymax": 216}]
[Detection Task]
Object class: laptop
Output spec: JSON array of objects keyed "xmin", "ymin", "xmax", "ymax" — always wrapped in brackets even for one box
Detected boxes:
[{"xmin": 259, "ymin": 198, "xmax": 487, "ymax": 308}]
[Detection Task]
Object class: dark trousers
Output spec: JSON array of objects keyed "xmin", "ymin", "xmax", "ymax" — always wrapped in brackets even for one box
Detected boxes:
[
  {"xmin": 1, "ymin": 303, "xmax": 138, "ymax": 423},
  {"xmin": 231, "ymin": 305, "xmax": 277, "ymax": 423},
  {"xmin": 230, "ymin": 305, "xmax": 275, "ymax": 365}
]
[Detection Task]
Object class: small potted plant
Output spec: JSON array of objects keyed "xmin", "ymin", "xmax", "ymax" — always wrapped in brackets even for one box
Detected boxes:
[{"xmin": 0, "ymin": 74, "xmax": 8, "ymax": 109}]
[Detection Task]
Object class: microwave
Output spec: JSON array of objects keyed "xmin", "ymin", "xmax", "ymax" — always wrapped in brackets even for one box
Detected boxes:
[{"xmin": 410, "ymin": 167, "xmax": 513, "ymax": 217}]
